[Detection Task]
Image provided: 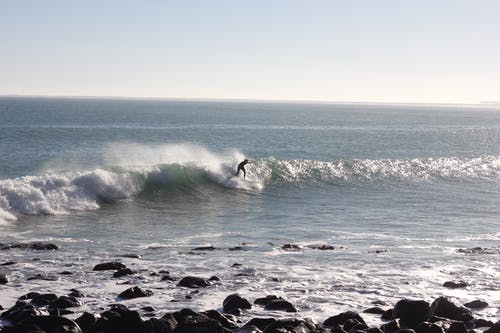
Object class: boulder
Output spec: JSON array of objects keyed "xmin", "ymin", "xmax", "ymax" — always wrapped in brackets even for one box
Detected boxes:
[
  {"xmin": 30, "ymin": 316, "xmax": 82, "ymax": 333},
  {"xmin": 68, "ymin": 289, "xmax": 85, "ymax": 298},
  {"xmin": 263, "ymin": 299, "xmax": 297, "ymax": 312},
  {"xmin": 113, "ymin": 268, "xmax": 135, "ymax": 278},
  {"xmin": 393, "ymin": 299, "xmax": 430, "ymax": 328},
  {"xmin": 177, "ymin": 276, "xmax": 210, "ymax": 288},
  {"xmin": 364, "ymin": 307, "xmax": 386, "ymax": 315},
  {"xmin": 263, "ymin": 318, "xmax": 322, "ymax": 333},
  {"xmin": 118, "ymin": 286, "xmax": 153, "ymax": 299},
  {"xmin": 324, "ymin": 311, "xmax": 366, "ymax": 328},
  {"xmin": 0, "ymin": 273, "xmax": 7, "ymax": 284},
  {"xmin": 243, "ymin": 318, "xmax": 276, "ymax": 331},
  {"xmin": 52, "ymin": 296, "xmax": 81, "ymax": 309},
  {"xmin": 93, "ymin": 262, "xmax": 126, "ymax": 271},
  {"xmin": 447, "ymin": 322, "xmax": 467, "ymax": 333},
  {"xmin": 31, "ymin": 293, "xmax": 58, "ymax": 306},
  {"xmin": 203, "ymin": 310, "xmax": 237, "ymax": 330},
  {"xmin": 282, "ymin": 243, "xmax": 301, "ymax": 251},
  {"xmin": 142, "ymin": 317, "xmax": 177, "ymax": 333},
  {"xmin": 415, "ymin": 322, "xmax": 444, "ymax": 333},
  {"xmin": 429, "ymin": 297, "xmax": 473, "ymax": 322},
  {"xmin": 464, "ymin": 300, "xmax": 488, "ymax": 309},
  {"xmin": 381, "ymin": 320, "xmax": 400, "ymax": 333},
  {"xmin": 223, "ymin": 294, "xmax": 252, "ymax": 313},
  {"xmin": 0, "ymin": 301, "xmax": 47, "ymax": 324},
  {"xmin": 485, "ymin": 321, "xmax": 500, "ymax": 333},
  {"xmin": 254, "ymin": 295, "xmax": 282, "ymax": 307},
  {"xmin": 443, "ymin": 281, "xmax": 468, "ymax": 289},
  {"xmin": 74, "ymin": 312, "xmax": 98, "ymax": 332}
]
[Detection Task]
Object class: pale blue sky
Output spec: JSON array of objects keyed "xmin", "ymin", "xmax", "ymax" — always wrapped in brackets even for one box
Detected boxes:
[{"xmin": 1, "ymin": 1, "xmax": 499, "ymax": 103}]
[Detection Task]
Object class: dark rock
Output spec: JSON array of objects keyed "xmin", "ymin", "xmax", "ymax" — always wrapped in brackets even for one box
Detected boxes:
[
  {"xmin": 457, "ymin": 246, "xmax": 500, "ymax": 255},
  {"xmin": 393, "ymin": 299, "xmax": 430, "ymax": 328},
  {"xmin": 345, "ymin": 319, "xmax": 367, "ymax": 331},
  {"xmin": 393, "ymin": 330, "xmax": 416, "ymax": 333},
  {"xmin": 0, "ymin": 273, "xmax": 7, "ymax": 284},
  {"xmin": 367, "ymin": 327, "xmax": 384, "ymax": 333},
  {"xmin": 254, "ymin": 295, "xmax": 282, "ymax": 307},
  {"xmin": 29, "ymin": 315, "xmax": 81, "ymax": 333},
  {"xmin": 31, "ymin": 294, "xmax": 58, "ymax": 306},
  {"xmin": 1, "ymin": 301, "xmax": 47, "ymax": 324},
  {"xmin": 94, "ymin": 307, "xmax": 143, "ymax": 333},
  {"xmin": 324, "ymin": 311, "xmax": 366, "ymax": 328},
  {"xmin": 229, "ymin": 246, "xmax": 246, "ymax": 251},
  {"xmin": 142, "ymin": 317, "xmax": 177, "ymax": 333},
  {"xmin": 58, "ymin": 271, "xmax": 73, "ymax": 275},
  {"xmin": 263, "ymin": 318, "xmax": 322, "ymax": 333},
  {"xmin": 382, "ymin": 309, "xmax": 394, "ymax": 321},
  {"xmin": 472, "ymin": 319, "xmax": 494, "ymax": 328},
  {"xmin": 161, "ymin": 274, "xmax": 176, "ymax": 281},
  {"xmin": 464, "ymin": 300, "xmax": 488, "ymax": 309},
  {"xmin": 113, "ymin": 268, "xmax": 135, "ymax": 278},
  {"xmin": 0, "ymin": 261, "xmax": 16, "ymax": 266},
  {"xmin": 443, "ymin": 281, "xmax": 468, "ymax": 289},
  {"xmin": 27, "ymin": 274, "xmax": 57, "ymax": 281},
  {"xmin": 282, "ymin": 243, "xmax": 301, "ymax": 251},
  {"xmin": 19, "ymin": 292, "xmax": 41, "ymax": 300},
  {"xmin": 447, "ymin": 322, "xmax": 467, "ymax": 333},
  {"xmin": 243, "ymin": 318, "xmax": 276, "ymax": 331},
  {"xmin": 363, "ymin": 307, "xmax": 386, "ymax": 315},
  {"xmin": 177, "ymin": 276, "xmax": 210, "ymax": 288},
  {"xmin": 307, "ymin": 244, "xmax": 335, "ymax": 250},
  {"xmin": 52, "ymin": 296, "xmax": 81, "ymax": 309},
  {"xmin": 175, "ymin": 316, "xmax": 230, "ymax": 333},
  {"xmin": 49, "ymin": 308, "xmax": 75, "ymax": 316},
  {"xmin": 263, "ymin": 299, "xmax": 297, "ymax": 312},
  {"xmin": 381, "ymin": 320, "xmax": 400, "ymax": 333},
  {"xmin": 93, "ymin": 261, "xmax": 126, "ymax": 271},
  {"xmin": 209, "ymin": 275, "xmax": 221, "ymax": 282},
  {"xmin": 203, "ymin": 310, "xmax": 237, "ymax": 330},
  {"xmin": 0, "ymin": 242, "xmax": 59, "ymax": 250},
  {"xmin": 415, "ymin": 322, "xmax": 444, "ymax": 333},
  {"xmin": 485, "ymin": 321, "xmax": 500, "ymax": 333},
  {"xmin": 223, "ymin": 294, "xmax": 252, "ymax": 313},
  {"xmin": 142, "ymin": 306, "xmax": 156, "ymax": 312},
  {"xmin": 118, "ymin": 286, "xmax": 153, "ymax": 299},
  {"xmin": 68, "ymin": 289, "xmax": 84, "ymax": 298},
  {"xmin": 429, "ymin": 297, "xmax": 473, "ymax": 322},
  {"xmin": 192, "ymin": 246, "xmax": 216, "ymax": 251}
]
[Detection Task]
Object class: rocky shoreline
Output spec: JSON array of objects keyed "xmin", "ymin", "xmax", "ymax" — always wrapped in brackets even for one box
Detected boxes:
[{"xmin": 1, "ymin": 242, "xmax": 499, "ymax": 332}]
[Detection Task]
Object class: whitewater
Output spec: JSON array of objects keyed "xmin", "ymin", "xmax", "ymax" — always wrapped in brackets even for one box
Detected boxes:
[{"xmin": 1, "ymin": 97, "xmax": 500, "ymax": 325}]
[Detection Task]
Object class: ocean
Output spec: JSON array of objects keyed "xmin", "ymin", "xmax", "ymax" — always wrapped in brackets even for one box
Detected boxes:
[{"xmin": 0, "ymin": 97, "xmax": 499, "ymax": 324}]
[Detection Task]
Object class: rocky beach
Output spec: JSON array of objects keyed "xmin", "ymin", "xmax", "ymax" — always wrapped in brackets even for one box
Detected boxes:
[{"xmin": 1, "ymin": 242, "xmax": 498, "ymax": 333}]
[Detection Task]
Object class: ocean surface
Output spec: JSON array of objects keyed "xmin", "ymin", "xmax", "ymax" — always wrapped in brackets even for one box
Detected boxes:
[{"xmin": 1, "ymin": 97, "xmax": 499, "ymax": 323}]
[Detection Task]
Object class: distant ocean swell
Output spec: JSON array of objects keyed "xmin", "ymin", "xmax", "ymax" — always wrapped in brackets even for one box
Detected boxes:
[{"xmin": 1, "ymin": 155, "xmax": 499, "ymax": 222}]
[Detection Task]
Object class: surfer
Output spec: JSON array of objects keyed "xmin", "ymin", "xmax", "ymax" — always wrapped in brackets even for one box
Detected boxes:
[{"xmin": 236, "ymin": 159, "xmax": 252, "ymax": 179}]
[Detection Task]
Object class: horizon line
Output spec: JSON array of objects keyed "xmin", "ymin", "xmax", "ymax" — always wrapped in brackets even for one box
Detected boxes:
[{"xmin": 1, "ymin": 94, "xmax": 499, "ymax": 108}]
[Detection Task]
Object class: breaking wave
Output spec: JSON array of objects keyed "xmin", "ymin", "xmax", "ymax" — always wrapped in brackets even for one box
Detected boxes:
[{"xmin": 1, "ymin": 147, "xmax": 499, "ymax": 222}]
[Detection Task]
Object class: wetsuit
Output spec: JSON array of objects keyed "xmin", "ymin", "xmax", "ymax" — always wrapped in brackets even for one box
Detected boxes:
[{"xmin": 236, "ymin": 159, "xmax": 250, "ymax": 178}]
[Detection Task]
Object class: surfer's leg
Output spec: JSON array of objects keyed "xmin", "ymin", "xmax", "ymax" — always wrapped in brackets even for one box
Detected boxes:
[
  {"xmin": 243, "ymin": 168, "xmax": 246, "ymax": 179},
  {"xmin": 236, "ymin": 168, "xmax": 241, "ymax": 177}
]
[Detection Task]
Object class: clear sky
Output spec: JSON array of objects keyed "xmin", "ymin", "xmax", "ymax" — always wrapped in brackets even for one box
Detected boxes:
[{"xmin": 1, "ymin": 0, "xmax": 499, "ymax": 103}]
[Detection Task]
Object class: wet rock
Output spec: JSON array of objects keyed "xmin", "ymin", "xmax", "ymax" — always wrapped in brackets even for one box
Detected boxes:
[
  {"xmin": 345, "ymin": 319, "xmax": 368, "ymax": 331},
  {"xmin": 0, "ymin": 242, "xmax": 59, "ymax": 250},
  {"xmin": 161, "ymin": 274, "xmax": 176, "ymax": 281},
  {"xmin": 52, "ymin": 296, "xmax": 81, "ymax": 309},
  {"xmin": 49, "ymin": 308, "xmax": 75, "ymax": 316},
  {"xmin": 68, "ymin": 289, "xmax": 84, "ymax": 298},
  {"xmin": 282, "ymin": 243, "xmax": 301, "ymax": 251},
  {"xmin": 19, "ymin": 292, "xmax": 41, "ymax": 300},
  {"xmin": 254, "ymin": 295, "xmax": 282, "ymax": 307},
  {"xmin": 175, "ymin": 315, "xmax": 231, "ymax": 333},
  {"xmin": 142, "ymin": 317, "xmax": 177, "ymax": 332},
  {"xmin": 457, "ymin": 246, "xmax": 500, "ymax": 255},
  {"xmin": 118, "ymin": 286, "xmax": 153, "ymax": 299},
  {"xmin": 192, "ymin": 246, "xmax": 217, "ymax": 251},
  {"xmin": 243, "ymin": 318, "xmax": 276, "ymax": 331},
  {"xmin": 223, "ymin": 294, "xmax": 252, "ymax": 313},
  {"xmin": 113, "ymin": 268, "xmax": 135, "ymax": 278},
  {"xmin": 177, "ymin": 276, "xmax": 210, "ymax": 288},
  {"xmin": 429, "ymin": 297, "xmax": 473, "ymax": 322},
  {"xmin": 31, "ymin": 293, "xmax": 58, "ymax": 306},
  {"xmin": 1, "ymin": 301, "xmax": 47, "ymax": 324},
  {"xmin": 229, "ymin": 246, "xmax": 246, "ymax": 251},
  {"xmin": 93, "ymin": 306, "xmax": 143, "ymax": 333},
  {"xmin": 367, "ymin": 327, "xmax": 384, "ymax": 333},
  {"xmin": 443, "ymin": 281, "xmax": 468, "ymax": 289},
  {"xmin": 416, "ymin": 322, "xmax": 445, "ymax": 333},
  {"xmin": 27, "ymin": 273, "xmax": 58, "ymax": 281},
  {"xmin": 464, "ymin": 300, "xmax": 488, "ymax": 309},
  {"xmin": 382, "ymin": 309, "xmax": 394, "ymax": 321},
  {"xmin": 0, "ymin": 261, "xmax": 16, "ymax": 266},
  {"xmin": 307, "ymin": 244, "xmax": 335, "ymax": 250},
  {"xmin": 447, "ymin": 322, "xmax": 467, "ymax": 333},
  {"xmin": 0, "ymin": 273, "xmax": 7, "ymax": 284},
  {"xmin": 381, "ymin": 320, "xmax": 400, "ymax": 333},
  {"xmin": 209, "ymin": 275, "xmax": 221, "ymax": 282},
  {"xmin": 363, "ymin": 307, "xmax": 386, "ymax": 315},
  {"xmin": 75, "ymin": 312, "xmax": 97, "ymax": 332},
  {"xmin": 324, "ymin": 311, "xmax": 366, "ymax": 328},
  {"xmin": 93, "ymin": 261, "xmax": 126, "ymax": 271},
  {"xmin": 59, "ymin": 271, "xmax": 73, "ymax": 275},
  {"xmin": 142, "ymin": 306, "xmax": 156, "ymax": 312},
  {"xmin": 472, "ymin": 319, "xmax": 494, "ymax": 328},
  {"xmin": 203, "ymin": 310, "xmax": 238, "ymax": 330},
  {"xmin": 393, "ymin": 299, "xmax": 430, "ymax": 328},
  {"xmin": 485, "ymin": 321, "xmax": 500, "ymax": 333},
  {"xmin": 263, "ymin": 318, "xmax": 323, "ymax": 333},
  {"xmin": 263, "ymin": 299, "xmax": 297, "ymax": 312},
  {"xmin": 30, "ymin": 316, "xmax": 81, "ymax": 333}
]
